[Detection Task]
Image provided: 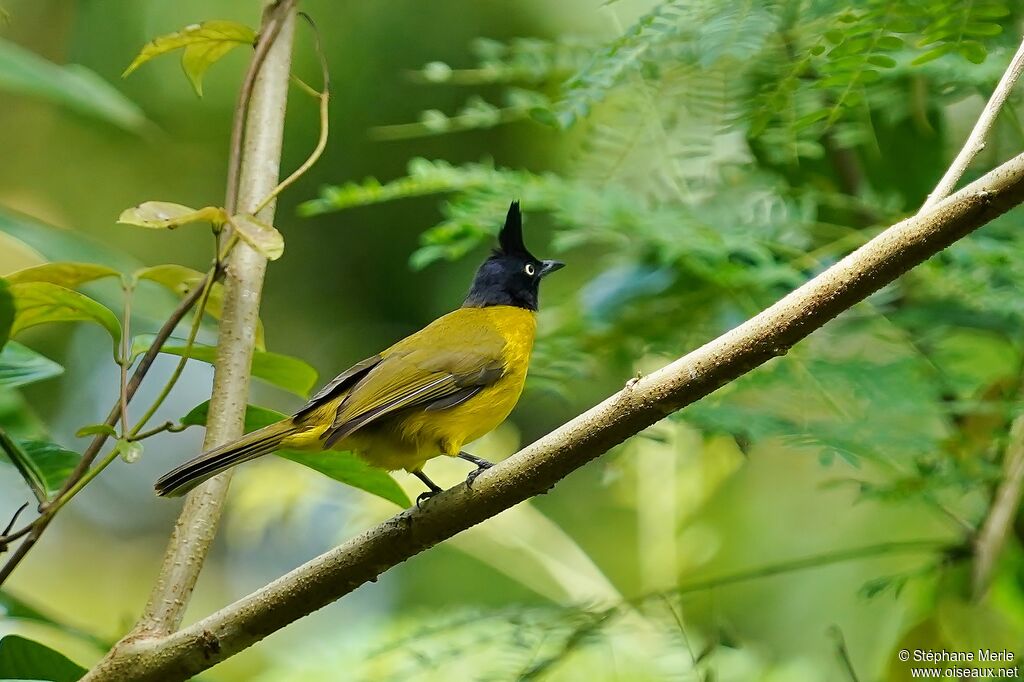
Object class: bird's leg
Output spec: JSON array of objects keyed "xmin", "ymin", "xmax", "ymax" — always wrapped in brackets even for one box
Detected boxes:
[
  {"xmin": 459, "ymin": 451, "xmax": 494, "ymax": 488},
  {"xmin": 413, "ymin": 470, "xmax": 443, "ymax": 508}
]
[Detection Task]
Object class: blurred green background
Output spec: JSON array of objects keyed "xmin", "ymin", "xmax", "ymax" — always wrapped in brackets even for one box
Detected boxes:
[{"xmin": 2, "ymin": 0, "xmax": 1024, "ymax": 680}]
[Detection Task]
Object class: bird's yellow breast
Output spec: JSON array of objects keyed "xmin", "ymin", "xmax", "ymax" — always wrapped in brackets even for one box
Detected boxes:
[
  {"xmin": 398, "ymin": 305, "xmax": 535, "ymax": 448},
  {"xmin": 286, "ymin": 306, "xmax": 537, "ymax": 472}
]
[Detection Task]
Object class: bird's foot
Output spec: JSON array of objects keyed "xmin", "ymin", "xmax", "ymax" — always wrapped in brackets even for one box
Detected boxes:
[
  {"xmin": 416, "ymin": 489, "xmax": 440, "ymax": 509},
  {"xmin": 464, "ymin": 459, "xmax": 493, "ymax": 489},
  {"xmin": 412, "ymin": 470, "xmax": 443, "ymax": 509}
]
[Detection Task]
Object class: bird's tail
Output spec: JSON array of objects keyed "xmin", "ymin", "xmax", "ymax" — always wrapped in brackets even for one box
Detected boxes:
[{"xmin": 155, "ymin": 419, "xmax": 301, "ymax": 497}]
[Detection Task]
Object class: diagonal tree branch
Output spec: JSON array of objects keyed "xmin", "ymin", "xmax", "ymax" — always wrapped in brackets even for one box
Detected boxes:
[{"xmin": 83, "ymin": 150, "xmax": 1024, "ymax": 681}]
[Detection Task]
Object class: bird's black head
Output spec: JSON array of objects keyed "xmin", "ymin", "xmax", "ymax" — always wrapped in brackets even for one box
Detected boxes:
[{"xmin": 463, "ymin": 201, "xmax": 564, "ymax": 311}]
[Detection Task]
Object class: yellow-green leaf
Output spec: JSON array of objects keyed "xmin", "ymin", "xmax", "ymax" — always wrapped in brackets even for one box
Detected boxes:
[
  {"xmin": 0, "ymin": 278, "xmax": 12, "ymax": 351},
  {"xmin": 75, "ymin": 424, "xmax": 117, "ymax": 439},
  {"xmin": 229, "ymin": 214, "xmax": 284, "ymax": 260},
  {"xmin": 123, "ymin": 20, "xmax": 257, "ymax": 96},
  {"xmin": 181, "ymin": 40, "xmax": 238, "ymax": 97},
  {"xmin": 135, "ymin": 264, "xmax": 265, "ymax": 350},
  {"xmin": 5, "ymin": 262, "xmax": 120, "ymax": 289},
  {"xmin": 8, "ymin": 281, "xmax": 121, "ymax": 354},
  {"xmin": 118, "ymin": 202, "xmax": 225, "ymax": 230},
  {"xmin": 0, "ymin": 231, "xmax": 46, "ymax": 274}
]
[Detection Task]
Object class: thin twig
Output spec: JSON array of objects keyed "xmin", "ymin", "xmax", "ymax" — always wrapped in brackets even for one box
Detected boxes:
[
  {"xmin": 829, "ymin": 626, "xmax": 862, "ymax": 682},
  {"xmin": 660, "ymin": 540, "xmax": 951, "ymax": 599},
  {"xmin": 1, "ymin": 503, "xmax": 29, "ymax": 537},
  {"xmin": 128, "ymin": 268, "xmax": 216, "ymax": 436},
  {"xmin": 971, "ymin": 409, "xmax": 1024, "ymax": 598},
  {"xmin": 224, "ymin": 0, "xmax": 295, "ymax": 215},
  {"xmin": 921, "ymin": 36, "xmax": 1024, "ymax": 210},
  {"xmin": 250, "ymin": 11, "xmax": 329, "ymax": 216},
  {"xmin": 53, "ymin": 275, "xmax": 211, "ymax": 499},
  {"xmin": 0, "ymin": 517, "xmax": 33, "ymax": 547},
  {"xmin": 118, "ymin": 283, "xmax": 133, "ymax": 437}
]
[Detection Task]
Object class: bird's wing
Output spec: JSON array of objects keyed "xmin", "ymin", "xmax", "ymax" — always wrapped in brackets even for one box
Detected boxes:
[
  {"xmin": 294, "ymin": 353, "xmax": 383, "ymax": 419},
  {"xmin": 322, "ymin": 317, "xmax": 507, "ymax": 447}
]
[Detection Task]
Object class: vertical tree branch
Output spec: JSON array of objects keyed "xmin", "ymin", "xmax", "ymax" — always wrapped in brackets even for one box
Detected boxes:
[
  {"xmin": 972, "ymin": 412, "xmax": 1024, "ymax": 598},
  {"xmin": 123, "ymin": 0, "xmax": 298, "ymax": 640},
  {"xmin": 911, "ymin": 33, "xmax": 1024, "ymax": 600}
]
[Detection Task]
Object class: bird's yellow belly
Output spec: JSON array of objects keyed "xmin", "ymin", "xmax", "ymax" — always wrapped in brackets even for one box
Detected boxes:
[
  {"xmin": 281, "ymin": 306, "xmax": 535, "ymax": 473},
  {"xmin": 336, "ymin": 367, "xmax": 527, "ymax": 472}
]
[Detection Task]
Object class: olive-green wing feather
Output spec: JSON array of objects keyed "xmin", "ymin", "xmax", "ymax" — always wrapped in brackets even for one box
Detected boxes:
[
  {"xmin": 321, "ymin": 318, "xmax": 507, "ymax": 447},
  {"xmin": 295, "ymin": 353, "xmax": 382, "ymax": 419}
]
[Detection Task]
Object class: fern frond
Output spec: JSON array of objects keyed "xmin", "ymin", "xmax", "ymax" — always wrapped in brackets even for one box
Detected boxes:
[{"xmin": 548, "ymin": 0, "xmax": 690, "ymax": 129}]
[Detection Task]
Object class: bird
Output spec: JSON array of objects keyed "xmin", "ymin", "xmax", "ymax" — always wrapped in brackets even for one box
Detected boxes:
[{"xmin": 155, "ymin": 201, "xmax": 564, "ymax": 504}]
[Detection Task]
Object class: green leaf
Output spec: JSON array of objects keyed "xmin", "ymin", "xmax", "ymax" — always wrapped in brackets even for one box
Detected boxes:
[
  {"xmin": 0, "ymin": 439, "xmax": 80, "ymax": 495},
  {"xmin": 181, "ymin": 400, "xmax": 282, "ymax": 432},
  {"xmin": 0, "ymin": 38, "xmax": 146, "ymax": 132},
  {"xmin": 0, "ymin": 635, "xmax": 86, "ymax": 682},
  {"xmin": 8, "ymin": 281, "xmax": 121, "ymax": 354},
  {"xmin": 959, "ymin": 41, "xmax": 988, "ymax": 64},
  {"xmin": 0, "ymin": 230, "xmax": 45, "ymax": 274},
  {"xmin": 182, "ymin": 40, "xmax": 239, "ymax": 97},
  {"xmin": 0, "ymin": 341, "xmax": 64, "ymax": 389},
  {"xmin": 228, "ymin": 214, "xmax": 285, "ymax": 260},
  {"xmin": 123, "ymin": 20, "xmax": 257, "ymax": 97},
  {"xmin": 182, "ymin": 401, "xmax": 411, "ymax": 507},
  {"xmin": 5, "ymin": 262, "xmax": 121, "ymax": 289},
  {"xmin": 135, "ymin": 264, "xmax": 266, "ymax": 350},
  {"xmin": 0, "ymin": 278, "xmax": 13, "ymax": 351},
  {"xmin": 279, "ymin": 450, "xmax": 411, "ymax": 508},
  {"xmin": 912, "ymin": 44, "xmax": 956, "ymax": 65},
  {"xmin": 132, "ymin": 334, "xmax": 317, "ymax": 398},
  {"xmin": 0, "ymin": 591, "xmax": 109, "ymax": 649},
  {"xmin": 75, "ymin": 423, "xmax": 117, "ymax": 439},
  {"xmin": 118, "ymin": 202, "xmax": 226, "ymax": 230},
  {"xmin": 0, "ymin": 428, "xmax": 46, "ymax": 501},
  {"xmin": 867, "ymin": 55, "xmax": 897, "ymax": 69}
]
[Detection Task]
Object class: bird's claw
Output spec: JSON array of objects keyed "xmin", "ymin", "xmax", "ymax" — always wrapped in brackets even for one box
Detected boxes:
[
  {"xmin": 416, "ymin": 490, "xmax": 439, "ymax": 509},
  {"xmin": 465, "ymin": 461, "xmax": 492, "ymax": 489}
]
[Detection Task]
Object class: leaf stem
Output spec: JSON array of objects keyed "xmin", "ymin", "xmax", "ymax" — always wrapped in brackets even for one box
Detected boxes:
[
  {"xmin": 128, "ymin": 267, "xmax": 216, "ymax": 436},
  {"xmin": 250, "ymin": 13, "xmax": 329, "ymax": 217},
  {"xmin": 224, "ymin": 0, "xmax": 295, "ymax": 215},
  {"xmin": 131, "ymin": 421, "xmax": 188, "ymax": 442}
]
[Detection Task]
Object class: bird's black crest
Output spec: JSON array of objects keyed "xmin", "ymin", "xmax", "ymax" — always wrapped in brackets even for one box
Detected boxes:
[
  {"xmin": 498, "ymin": 201, "xmax": 532, "ymax": 259},
  {"xmin": 463, "ymin": 200, "xmax": 562, "ymax": 311}
]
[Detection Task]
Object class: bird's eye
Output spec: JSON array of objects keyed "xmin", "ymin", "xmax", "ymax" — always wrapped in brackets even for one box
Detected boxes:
[{"xmin": 524, "ymin": 263, "xmax": 536, "ymax": 276}]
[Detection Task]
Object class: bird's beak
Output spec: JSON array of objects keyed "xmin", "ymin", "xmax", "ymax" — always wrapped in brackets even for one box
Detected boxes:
[{"xmin": 539, "ymin": 260, "xmax": 565, "ymax": 277}]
